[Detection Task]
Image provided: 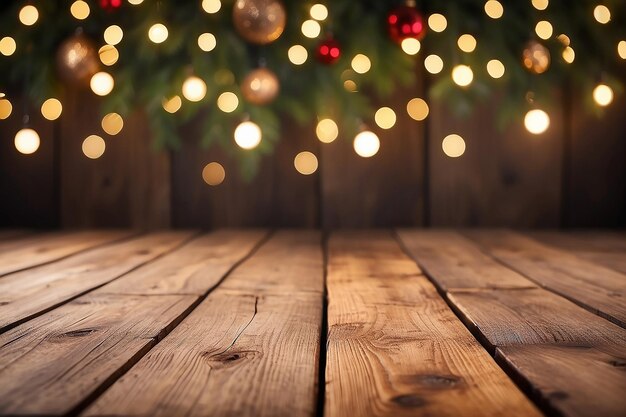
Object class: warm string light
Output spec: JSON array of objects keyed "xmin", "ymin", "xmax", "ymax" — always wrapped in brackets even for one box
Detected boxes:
[
  {"xmin": 532, "ymin": 0, "xmax": 549, "ymax": 11},
  {"xmin": 486, "ymin": 59, "xmax": 505, "ymax": 79},
  {"xmin": 182, "ymin": 76, "xmax": 207, "ymax": 102},
  {"xmin": 401, "ymin": 38, "xmax": 421, "ymax": 55},
  {"xmin": 407, "ymin": 98, "xmax": 429, "ymax": 121},
  {"xmin": 310, "ymin": 4, "xmax": 328, "ymax": 21},
  {"xmin": 19, "ymin": 5, "xmax": 39, "ymax": 26},
  {"xmin": 148, "ymin": 23, "xmax": 168, "ymax": 44},
  {"xmin": 104, "ymin": 25, "xmax": 124, "ymax": 46},
  {"xmin": 234, "ymin": 121, "xmax": 262, "ymax": 149},
  {"xmin": 484, "ymin": 1, "xmax": 503, "ymax": 19},
  {"xmin": 70, "ymin": 1, "xmax": 90, "ymax": 20},
  {"xmin": 457, "ymin": 34, "xmax": 477, "ymax": 53},
  {"xmin": 424, "ymin": 55, "xmax": 444, "ymax": 74},
  {"xmin": 217, "ymin": 92, "xmax": 239, "ymax": 113},
  {"xmin": 288, "ymin": 45, "xmax": 308, "ymax": 65},
  {"xmin": 301, "ymin": 20, "xmax": 321, "ymax": 38},
  {"xmin": 162, "ymin": 95, "xmax": 182, "ymax": 113},
  {"xmin": 0, "ymin": 37, "xmax": 16, "ymax": 56},
  {"xmin": 428, "ymin": 14, "xmax": 447, "ymax": 32},
  {"xmin": 353, "ymin": 130, "xmax": 380, "ymax": 158},
  {"xmin": 593, "ymin": 5, "xmax": 611, "ymax": 24},
  {"xmin": 294, "ymin": 151, "xmax": 318, "ymax": 175},
  {"xmin": 41, "ymin": 99, "xmax": 63, "ymax": 120},
  {"xmin": 524, "ymin": 109, "xmax": 550, "ymax": 135},
  {"xmin": 0, "ymin": 98, "xmax": 12, "ymax": 119},
  {"xmin": 374, "ymin": 107, "xmax": 396, "ymax": 129},
  {"xmin": 198, "ymin": 33, "xmax": 217, "ymax": 52},
  {"xmin": 535, "ymin": 21, "xmax": 553, "ymax": 40},
  {"xmin": 351, "ymin": 54, "xmax": 371, "ymax": 74},
  {"xmin": 202, "ymin": 0, "xmax": 221, "ymax": 14},
  {"xmin": 452, "ymin": 65, "xmax": 473, "ymax": 87},
  {"xmin": 90, "ymin": 72, "xmax": 115, "ymax": 96},
  {"xmin": 442, "ymin": 134, "xmax": 466, "ymax": 158},
  {"xmin": 202, "ymin": 162, "xmax": 226, "ymax": 185},
  {"xmin": 316, "ymin": 119, "xmax": 338, "ymax": 143},
  {"xmin": 15, "ymin": 128, "xmax": 40, "ymax": 154},
  {"xmin": 102, "ymin": 113, "xmax": 124, "ymax": 135},
  {"xmin": 562, "ymin": 46, "xmax": 575, "ymax": 63},
  {"xmin": 593, "ymin": 84, "xmax": 613, "ymax": 107},
  {"xmin": 99, "ymin": 45, "xmax": 119, "ymax": 66},
  {"xmin": 618, "ymin": 41, "xmax": 626, "ymax": 59},
  {"xmin": 82, "ymin": 135, "xmax": 106, "ymax": 159}
]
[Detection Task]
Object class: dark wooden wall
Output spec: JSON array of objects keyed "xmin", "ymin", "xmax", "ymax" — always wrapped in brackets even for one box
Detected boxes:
[{"xmin": 1, "ymin": 80, "xmax": 624, "ymax": 230}]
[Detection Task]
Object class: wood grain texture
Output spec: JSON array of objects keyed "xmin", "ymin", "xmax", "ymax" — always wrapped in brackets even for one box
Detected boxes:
[
  {"xmin": 0, "ymin": 231, "xmax": 194, "ymax": 332},
  {"xmin": 83, "ymin": 231, "xmax": 323, "ymax": 417},
  {"xmin": 325, "ymin": 231, "xmax": 540, "ymax": 417},
  {"xmin": 397, "ymin": 230, "xmax": 537, "ymax": 291},
  {"xmin": 496, "ymin": 344, "xmax": 626, "ymax": 417},
  {"xmin": 0, "ymin": 230, "xmax": 134, "ymax": 276},
  {"xmin": 466, "ymin": 230, "xmax": 626, "ymax": 327}
]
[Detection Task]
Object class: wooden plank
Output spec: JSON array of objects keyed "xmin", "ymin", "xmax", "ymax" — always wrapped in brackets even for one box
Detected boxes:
[
  {"xmin": 0, "ymin": 230, "xmax": 135, "ymax": 276},
  {"xmin": 0, "ymin": 230, "xmax": 267, "ymax": 416},
  {"xmin": 396, "ymin": 230, "xmax": 537, "ymax": 291},
  {"xmin": 324, "ymin": 231, "xmax": 541, "ymax": 417},
  {"xmin": 0, "ymin": 231, "xmax": 195, "ymax": 332},
  {"xmin": 466, "ymin": 230, "xmax": 626, "ymax": 327},
  {"xmin": 83, "ymin": 231, "xmax": 324, "ymax": 417},
  {"xmin": 496, "ymin": 344, "xmax": 626, "ymax": 417},
  {"xmin": 527, "ymin": 231, "xmax": 626, "ymax": 274}
]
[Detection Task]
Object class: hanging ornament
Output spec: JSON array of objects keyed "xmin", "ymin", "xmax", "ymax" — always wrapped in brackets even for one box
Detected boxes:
[
  {"xmin": 241, "ymin": 67, "xmax": 280, "ymax": 105},
  {"xmin": 387, "ymin": 2, "xmax": 426, "ymax": 43},
  {"xmin": 232, "ymin": 0, "xmax": 286, "ymax": 45},
  {"xmin": 522, "ymin": 40, "xmax": 550, "ymax": 74},
  {"xmin": 56, "ymin": 32, "xmax": 100, "ymax": 86},
  {"xmin": 100, "ymin": 0, "xmax": 123, "ymax": 12},
  {"xmin": 316, "ymin": 37, "xmax": 341, "ymax": 65}
]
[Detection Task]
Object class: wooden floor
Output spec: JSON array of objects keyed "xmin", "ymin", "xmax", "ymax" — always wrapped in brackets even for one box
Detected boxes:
[{"xmin": 0, "ymin": 229, "xmax": 624, "ymax": 417}]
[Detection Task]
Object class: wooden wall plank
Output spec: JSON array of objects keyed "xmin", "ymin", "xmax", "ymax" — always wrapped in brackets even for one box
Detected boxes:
[
  {"xmin": 0, "ymin": 230, "xmax": 134, "ymax": 276},
  {"xmin": 466, "ymin": 230, "xmax": 626, "ymax": 327},
  {"xmin": 0, "ymin": 230, "xmax": 266, "ymax": 416},
  {"xmin": 325, "ymin": 231, "xmax": 540, "ymax": 417},
  {"xmin": 83, "ymin": 231, "xmax": 323, "ymax": 417},
  {"xmin": 0, "ymin": 231, "xmax": 194, "ymax": 332}
]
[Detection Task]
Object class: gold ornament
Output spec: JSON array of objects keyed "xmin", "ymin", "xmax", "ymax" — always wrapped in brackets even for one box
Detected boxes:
[
  {"xmin": 241, "ymin": 67, "xmax": 280, "ymax": 105},
  {"xmin": 233, "ymin": 0, "xmax": 286, "ymax": 45},
  {"xmin": 56, "ymin": 33, "xmax": 100, "ymax": 85},
  {"xmin": 522, "ymin": 40, "xmax": 550, "ymax": 74}
]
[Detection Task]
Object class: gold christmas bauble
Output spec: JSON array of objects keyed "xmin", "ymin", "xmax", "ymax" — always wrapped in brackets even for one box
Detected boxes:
[
  {"xmin": 56, "ymin": 33, "xmax": 100, "ymax": 85},
  {"xmin": 232, "ymin": 0, "xmax": 286, "ymax": 45},
  {"xmin": 241, "ymin": 67, "xmax": 280, "ymax": 105},
  {"xmin": 522, "ymin": 40, "xmax": 550, "ymax": 74}
]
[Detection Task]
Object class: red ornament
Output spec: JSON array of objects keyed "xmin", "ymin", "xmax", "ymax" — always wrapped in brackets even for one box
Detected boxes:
[
  {"xmin": 387, "ymin": 5, "xmax": 426, "ymax": 43},
  {"xmin": 100, "ymin": 0, "xmax": 123, "ymax": 12},
  {"xmin": 316, "ymin": 38, "xmax": 341, "ymax": 65}
]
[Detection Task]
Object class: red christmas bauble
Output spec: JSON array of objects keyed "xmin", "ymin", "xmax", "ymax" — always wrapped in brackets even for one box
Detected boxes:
[
  {"xmin": 316, "ymin": 38, "xmax": 341, "ymax": 65},
  {"xmin": 387, "ymin": 5, "xmax": 426, "ymax": 43},
  {"xmin": 100, "ymin": 0, "xmax": 123, "ymax": 12}
]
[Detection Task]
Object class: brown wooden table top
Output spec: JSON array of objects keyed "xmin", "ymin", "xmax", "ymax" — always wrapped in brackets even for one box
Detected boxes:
[{"xmin": 0, "ymin": 229, "xmax": 624, "ymax": 417}]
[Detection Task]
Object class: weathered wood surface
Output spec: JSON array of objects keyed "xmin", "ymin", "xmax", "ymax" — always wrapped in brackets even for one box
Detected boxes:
[
  {"xmin": 0, "ymin": 230, "xmax": 134, "ymax": 276},
  {"xmin": 84, "ymin": 231, "xmax": 324, "ymax": 417},
  {"xmin": 0, "ymin": 231, "xmax": 194, "ymax": 332},
  {"xmin": 398, "ymin": 229, "xmax": 626, "ymax": 417},
  {"xmin": 325, "ymin": 231, "xmax": 540, "ymax": 417},
  {"xmin": 0, "ymin": 231, "xmax": 266, "ymax": 416},
  {"xmin": 466, "ymin": 230, "xmax": 626, "ymax": 327}
]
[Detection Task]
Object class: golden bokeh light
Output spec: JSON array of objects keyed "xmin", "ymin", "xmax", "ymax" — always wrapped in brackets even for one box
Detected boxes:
[
  {"xmin": 202, "ymin": 0, "xmax": 221, "ymax": 14},
  {"xmin": 41, "ymin": 98, "xmax": 63, "ymax": 121},
  {"xmin": 301, "ymin": 19, "xmax": 321, "ymax": 38},
  {"xmin": 102, "ymin": 112, "xmax": 124, "ymax": 135},
  {"xmin": 374, "ymin": 107, "xmax": 396, "ymax": 130},
  {"xmin": 70, "ymin": 0, "xmax": 90, "ymax": 20},
  {"xmin": 535, "ymin": 21, "xmax": 553, "ymax": 40},
  {"xmin": 104, "ymin": 25, "xmax": 123, "ymax": 46},
  {"xmin": 0, "ymin": 99, "xmax": 12, "ymax": 119},
  {"xmin": 0, "ymin": 37, "xmax": 16, "ymax": 56},
  {"xmin": 351, "ymin": 54, "xmax": 371, "ymax": 74},
  {"xmin": 148, "ymin": 23, "xmax": 168, "ymax": 44},
  {"xmin": 217, "ymin": 92, "xmax": 239, "ymax": 113},
  {"xmin": 619, "ymin": 41, "xmax": 626, "ymax": 59},
  {"xmin": 182, "ymin": 76, "xmax": 207, "ymax": 102},
  {"xmin": 442, "ymin": 134, "xmax": 466, "ymax": 158},
  {"xmin": 484, "ymin": 0, "xmax": 503, "ymax": 19},
  {"xmin": 593, "ymin": 5, "xmax": 611, "ymax": 24},
  {"xmin": 234, "ymin": 121, "xmax": 262, "ymax": 150},
  {"xmin": 99, "ymin": 45, "xmax": 119, "ymax": 66},
  {"xmin": 458, "ymin": 34, "xmax": 477, "ymax": 53},
  {"xmin": 198, "ymin": 33, "xmax": 217, "ymax": 52},
  {"xmin": 353, "ymin": 131, "xmax": 380, "ymax": 158},
  {"xmin": 19, "ymin": 5, "xmax": 39, "ymax": 26},
  {"xmin": 90, "ymin": 72, "xmax": 114, "ymax": 96},
  {"xmin": 562, "ymin": 46, "xmax": 575, "ymax": 63},
  {"xmin": 407, "ymin": 98, "xmax": 429, "ymax": 121},
  {"xmin": 401, "ymin": 38, "xmax": 421, "ymax": 55},
  {"xmin": 162, "ymin": 95, "xmax": 182, "ymax": 113},
  {"xmin": 424, "ymin": 54, "xmax": 444, "ymax": 74},
  {"xmin": 343, "ymin": 80, "xmax": 357, "ymax": 92},
  {"xmin": 452, "ymin": 65, "xmax": 473, "ymax": 87},
  {"xmin": 310, "ymin": 4, "xmax": 328, "ymax": 21},
  {"xmin": 82, "ymin": 135, "xmax": 106, "ymax": 159},
  {"xmin": 524, "ymin": 109, "xmax": 550, "ymax": 135},
  {"xmin": 593, "ymin": 84, "xmax": 613, "ymax": 107},
  {"xmin": 202, "ymin": 162, "xmax": 226, "ymax": 186},
  {"xmin": 486, "ymin": 59, "xmax": 505, "ymax": 79},
  {"xmin": 15, "ymin": 128, "xmax": 40, "ymax": 155},
  {"xmin": 288, "ymin": 45, "xmax": 308, "ymax": 65},
  {"xmin": 316, "ymin": 118, "xmax": 339, "ymax": 143},
  {"xmin": 557, "ymin": 34, "xmax": 570, "ymax": 46},
  {"xmin": 294, "ymin": 151, "xmax": 318, "ymax": 175},
  {"xmin": 428, "ymin": 13, "xmax": 447, "ymax": 32},
  {"xmin": 128, "ymin": 0, "xmax": 144, "ymax": 4},
  {"xmin": 532, "ymin": 0, "xmax": 549, "ymax": 11}
]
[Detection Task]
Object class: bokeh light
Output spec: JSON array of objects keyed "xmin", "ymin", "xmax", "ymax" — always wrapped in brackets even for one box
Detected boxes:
[
  {"xmin": 234, "ymin": 121, "xmax": 262, "ymax": 149},
  {"xmin": 294, "ymin": 151, "xmax": 318, "ymax": 175},
  {"xmin": 316, "ymin": 119, "xmax": 339, "ymax": 143},
  {"xmin": 353, "ymin": 131, "xmax": 380, "ymax": 158},
  {"xmin": 202, "ymin": 162, "xmax": 226, "ymax": 185},
  {"xmin": 442, "ymin": 134, "xmax": 466, "ymax": 158}
]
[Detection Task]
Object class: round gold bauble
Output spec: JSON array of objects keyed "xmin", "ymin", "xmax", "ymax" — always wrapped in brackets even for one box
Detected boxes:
[
  {"xmin": 522, "ymin": 40, "xmax": 550, "ymax": 74},
  {"xmin": 232, "ymin": 0, "xmax": 286, "ymax": 45},
  {"xmin": 56, "ymin": 33, "xmax": 100, "ymax": 85},
  {"xmin": 241, "ymin": 67, "xmax": 280, "ymax": 105}
]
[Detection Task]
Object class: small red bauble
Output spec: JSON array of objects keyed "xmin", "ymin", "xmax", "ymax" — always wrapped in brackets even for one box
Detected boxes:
[
  {"xmin": 100, "ymin": 0, "xmax": 123, "ymax": 12},
  {"xmin": 316, "ymin": 38, "xmax": 341, "ymax": 65},
  {"xmin": 387, "ymin": 5, "xmax": 426, "ymax": 43}
]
